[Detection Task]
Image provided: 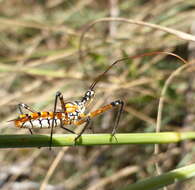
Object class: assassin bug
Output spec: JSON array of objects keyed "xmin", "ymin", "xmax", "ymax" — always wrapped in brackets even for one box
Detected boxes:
[
  {"xmin": 10, "ymin": 58, "xmax": 125, "ymax": 148},
  {"xmin": 10, "ymin": 51, "xmax": 187, "ymax": 148}
]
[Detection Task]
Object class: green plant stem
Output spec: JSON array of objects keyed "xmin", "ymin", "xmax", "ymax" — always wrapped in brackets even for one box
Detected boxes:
[
  {"xmin": 0, "ymin": 132, "xmax": 195, "ymax": 148},
  {"xmin": 122, "ymin": 163, "xmax": 195, "ymax": 190}
]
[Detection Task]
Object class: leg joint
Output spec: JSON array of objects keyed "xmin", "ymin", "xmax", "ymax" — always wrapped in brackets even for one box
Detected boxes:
[
  {"xmin": 111, "ymin": 100, "xmax": 124, "ymax": 107},
  {"xmin": 56, "ymin": 91, "xmax": 63, "ymax": 98},
  {"xmin": 18, "ymin": 103, "xmax": 27, "ymax": 108}
]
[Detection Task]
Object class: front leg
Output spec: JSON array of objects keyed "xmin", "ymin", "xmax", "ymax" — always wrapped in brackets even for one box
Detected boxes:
[
  {"xmin": 49, "ymin": 91, "xmax": 70, "ymax": 149},
  {"xmin": 88, "ymin": 100, "xmax": 124, "ymax": 135},
  {"xmin": 110, "ymin": 100, "xmax": 124, "ymax": 135}
]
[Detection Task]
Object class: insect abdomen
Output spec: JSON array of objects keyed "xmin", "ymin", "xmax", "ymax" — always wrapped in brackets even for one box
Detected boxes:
[{"xmin": 14, "ymin": 112, "xmax": 66, "ymax": 129}]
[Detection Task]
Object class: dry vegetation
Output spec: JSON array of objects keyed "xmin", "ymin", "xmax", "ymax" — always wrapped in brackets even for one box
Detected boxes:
[{"xmin": 0, "ymin": 0, "xmax": 195, "ymax": 190}]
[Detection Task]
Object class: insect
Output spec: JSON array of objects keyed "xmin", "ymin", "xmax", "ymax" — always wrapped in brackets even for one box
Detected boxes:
[
  {"xmin": 9, "ymin": 57, "xmax": 127, "ymax": 148},
  {"xmin": 10, "ymin": 51, "xmax": 187, "ymax": 148}
]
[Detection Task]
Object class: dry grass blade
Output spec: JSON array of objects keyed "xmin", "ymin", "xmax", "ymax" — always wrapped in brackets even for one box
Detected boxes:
[
  {"xmin": 39, "ymin": 147, "xmax": 69, "ymax": 190},
  {"xmin": 0, "ymin": 17, "xmax": 77, "ymax": 35},
  {"xmin": 79, "ymin": 17, "xmax": 195, "ymax": 63},
  {"xmin": 40, "ymin": 126, "xmax": 84, "ymax": 190},
  {"xmin": 155, "ymin": 61, "xmax": 195, "ymax": 190},
  {"xmin": 86, "ymin": 166, "xmax": 139, "ymax": 190}
]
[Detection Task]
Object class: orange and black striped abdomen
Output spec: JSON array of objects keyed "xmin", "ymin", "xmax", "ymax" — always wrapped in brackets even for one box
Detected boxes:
[{"xmin": 14, "ymin": 112, "xmax": 67, "ymax": 129}]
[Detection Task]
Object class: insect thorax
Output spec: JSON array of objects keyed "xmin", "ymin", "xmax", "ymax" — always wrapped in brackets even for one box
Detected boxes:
[{"xmin": 65, "ymin": 101, "xmax": 85, "ymax": 121}]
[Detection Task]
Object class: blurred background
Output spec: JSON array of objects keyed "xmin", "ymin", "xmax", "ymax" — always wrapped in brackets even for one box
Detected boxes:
[{"xmin": 0, "ymin": 0, "xmax": 195, "ymax": 189}]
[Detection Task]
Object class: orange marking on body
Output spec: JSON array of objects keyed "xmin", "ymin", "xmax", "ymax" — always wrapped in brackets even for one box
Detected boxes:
[
  {"xmin": 56, "ymin": 112, "xmax": 62, "ymax": 119},
  {"xmin": 14, "ymin": 114, "xmax": 31, "ymax": 127},
  {"xmin": 18, "ymin": 114, "xmax": 29, "ymax": 122},
  {"xmin": 15, "ymin": 120, "xmax": 22, "ymax": 128},
  {"xmin": 78, "ymin": 113, "xmax": 85, "ymax": 119},
  {"xmin": 65, "ymin": 104, "xmax": 78, "ymax": 113},
  {"xmin": 65, "ymin": 104, "xmax": 78, "ymax": 108},
  {"xmin": 19, "ymin": 114, "xmax": 27, "ymax": 119},
  {"xmin": 49, "ymin": 112, "xmax": 54, "ymax": 118},
  {"xmin": 41, "ymin": 112, "xmax": 48, "ymax": 118},
  {"xmin": 66, "ymin": 108, "xmax": 76, "ymax": 113},
  {"xmin": 31, "ymin": 112, "xmax": 39, "ymax": 119},
  {"xmin": 63, "ymin": 120, "xmax": 71, "ymax": 125}
]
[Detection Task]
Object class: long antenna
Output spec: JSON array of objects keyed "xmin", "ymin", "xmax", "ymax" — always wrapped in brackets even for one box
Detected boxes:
[{"xmin": 89, "ymin": 51, "xmax": 188, "ymax": 90}]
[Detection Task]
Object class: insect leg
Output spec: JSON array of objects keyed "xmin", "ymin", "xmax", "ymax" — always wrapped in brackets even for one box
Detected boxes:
[
  {"xmin": 89, "ymin": 121, "xmax": 94, "ymax": 134},
  {"xmin": 49, "ymin": 91, "xmax": 66, "ymax": 149},
  {"xmin": 110, "ymin": 100, "xmax": 124, "ymax": 135},
  {"xmin": 72, "ymin": 100, "xmax": 123, "ymax": 143},
  {"xmin": 56, "ymin": 91, "xmax": 66, "ymax": 112},
  {"xmin": 18, "ymin": 103, "xmax": 36, "ymax": 113},
  {"xmin": 60, "ymin": 119, "xmax": 76, "ymax": 134},
  {"xmin": 28, "ymin": 128, "xmax": 33, "ymax": 134},
  {"xmin": 74, "ymin": 117, "xmax": 90, "ymax": 143},
  {"xmin": 18, "ymin": 104, "xmax": 36, "ymax": 134},
  {"xmin": 61, "ymin": 126, "xmax": 76, "ymax": 134},
  {"xmin": 78, "ymin": 100, "xmax": 124, "ymax": 134}
]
